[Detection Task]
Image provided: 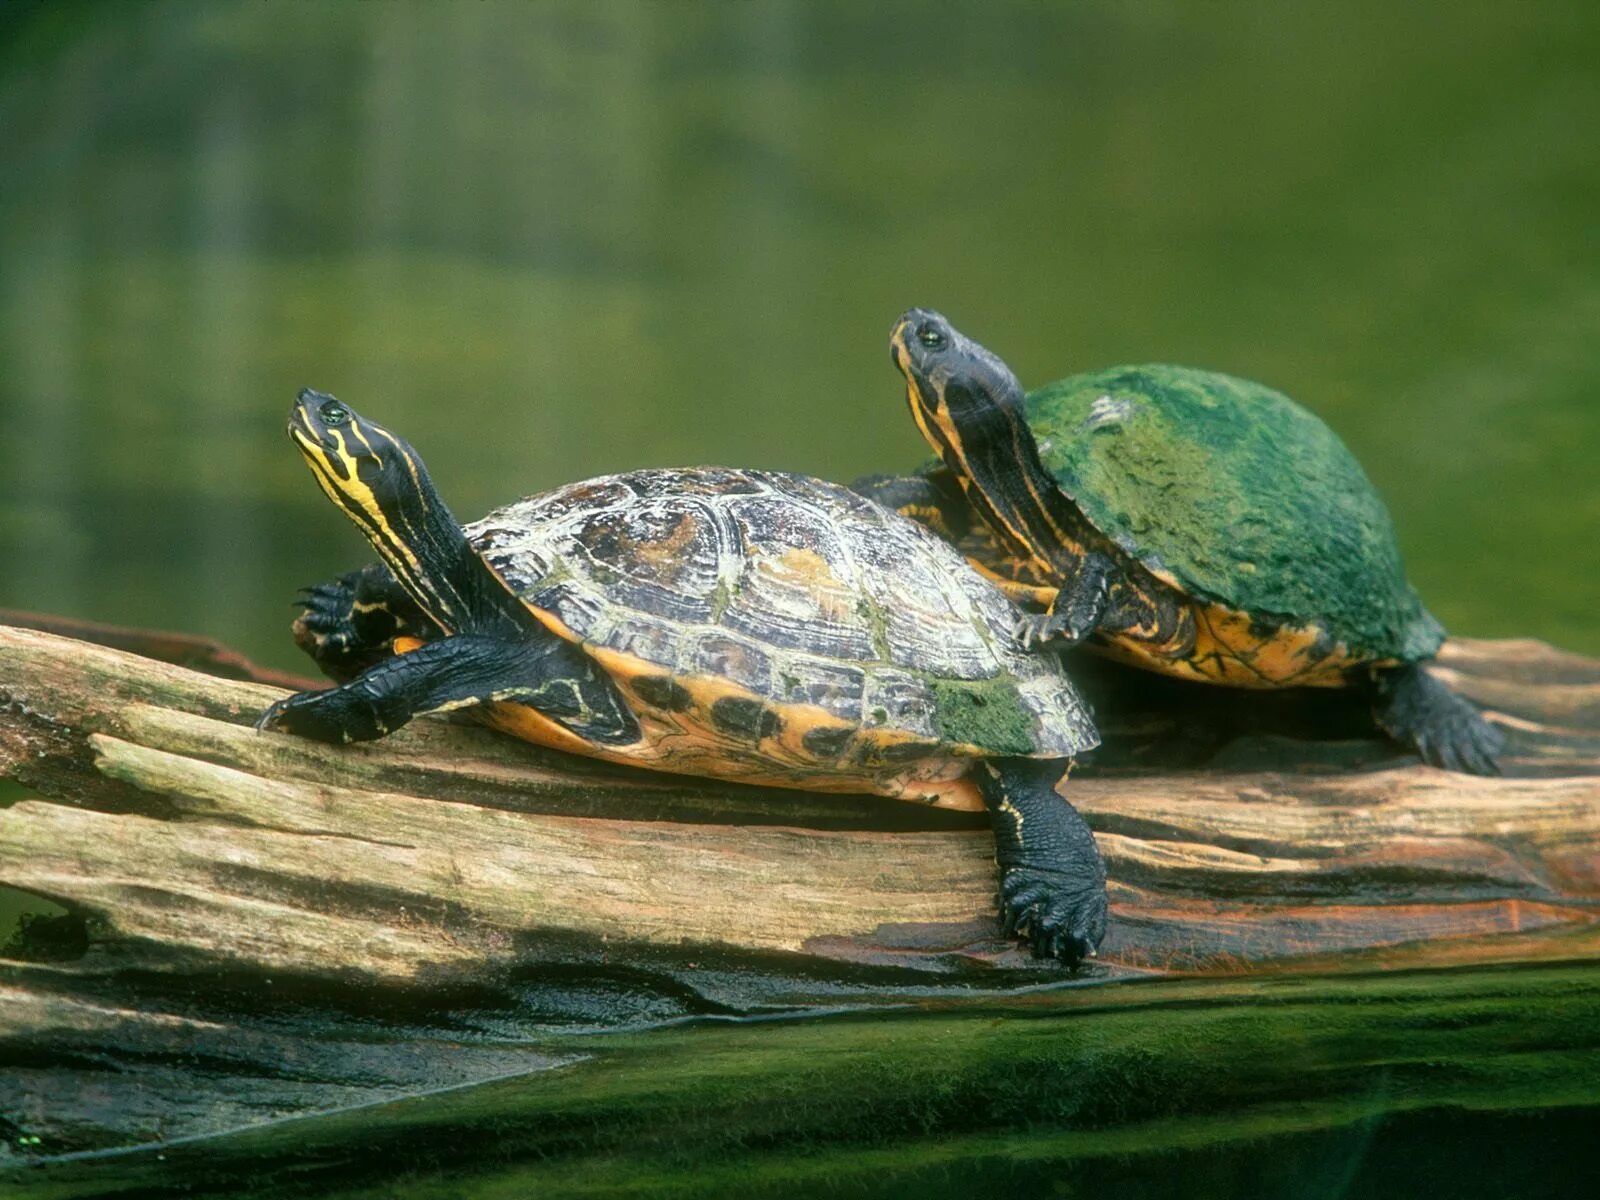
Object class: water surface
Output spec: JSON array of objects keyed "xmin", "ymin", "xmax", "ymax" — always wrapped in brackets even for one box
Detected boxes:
[{"xmin": 2, "ymin": 0, "xmax": 1597, "ymax": 668}]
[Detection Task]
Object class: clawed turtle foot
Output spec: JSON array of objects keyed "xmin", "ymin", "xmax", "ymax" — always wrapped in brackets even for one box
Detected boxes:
[
  {"xmin": 998, "ymin": 865, "xmax": 1107, "ymax": 967},
  {"xmin": 1372, "ymin": 663, "xmax": 1505, "ymax": 776},
  {"xmin": 291, "ymin": 571, "xmax": 374, "ymax": 674},
  {"xmin": 1411, "ymin": 710, "xmax": 1505, "ymax": 776},
  {"xmin": 292, "ymin": 578, "xmax": 360, "ymax": 655},
  {"xmin": 291, "ymin": 565, "xmax": 432, "ymax": 683},
  {"xmin": 256, "ymin": 690, "xmax": 369, "ymax": 743},
  {"xmin": 295, "ymin": 577, "xmax": 355, "ymax": 632},
  {"xmin": 1015, "ymin": 611, "xmax": 1090, "ymax": 652}
]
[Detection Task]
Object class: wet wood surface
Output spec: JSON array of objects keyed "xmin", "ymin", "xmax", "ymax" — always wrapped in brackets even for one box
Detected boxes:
[{"xmin": 1, "ymin": 620, "xmax": 1597, "ymax": 1153}]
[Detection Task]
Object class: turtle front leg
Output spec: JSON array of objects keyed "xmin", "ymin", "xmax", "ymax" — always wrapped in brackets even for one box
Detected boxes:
[
  {"xmin": 259, "ymin": 635, "xmax": 519, "ymax": 743},
  {"xmin": 1370, "ymin": 662, "xmax": 1505, "ymax": 776},
  {"xmin": 293, "ymin": 563, "xmax": 437, "ymax": 683},
  {"xmin": 974, "ymin": 757, "xmax": 1107, "ymax": 966},
  {"xmin": 1015, "ymin": 552, "xmax": 1115, "ymax": 651},
  {"xmin": 258, "ymin": 635, "xmax": 639, "ymax": 747},
  {"xmin": 850, "ymin": 466, "xmax": 972, "ymax": 542}
]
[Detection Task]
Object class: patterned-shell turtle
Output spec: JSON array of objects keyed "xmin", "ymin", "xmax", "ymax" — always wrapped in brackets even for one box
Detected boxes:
[
  {"xmin": 858, "ymin": 309, "xmax": 1503, "ymax": 776},
  {"xmin": 258, "ymin": 389, "xmax": 1106, "ymax": 963}
]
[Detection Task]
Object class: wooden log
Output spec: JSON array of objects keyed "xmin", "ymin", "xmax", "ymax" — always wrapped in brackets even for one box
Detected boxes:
[
  {"xmin": 3, "ymin": 622, "xmax": 1597, "ymax": 978},
  {"xmin": 1, "ymin": 620, "xmax": 1598, "ymax": 1153},
  {"xmin": 0, "ymin": 607, "xmax": 321, "ymax": 692}
]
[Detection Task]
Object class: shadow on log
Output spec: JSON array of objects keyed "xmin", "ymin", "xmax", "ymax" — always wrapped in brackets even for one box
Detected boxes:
[{"xmin": 1, "ymin": 620, "xmax": 1597, "ymax": 1157}]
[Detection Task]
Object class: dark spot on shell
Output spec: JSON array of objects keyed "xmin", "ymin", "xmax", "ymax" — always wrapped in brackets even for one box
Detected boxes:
[
  {"xmin": 580, "ymin": 521, "xmax": 625, "ymax": 561},
  {"xmin": 631, "ymin": 675, "xmax": 693, "ymax": 712},
  {"xmin": 801, "ymin": 726, "xmax": 854, "ymax": 758},
  {"xmin": 1247, "ymin": 614, "xmax": 1281, "ymax": 641},
  {"xmin": 710, "ymin": 696, "xmax": 781, "ymax": 740}
]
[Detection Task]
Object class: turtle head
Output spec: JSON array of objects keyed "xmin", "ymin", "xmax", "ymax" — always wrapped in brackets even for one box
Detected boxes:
[
  {"xmin": 288, "ymin": 388, "xmax": 433, "ymax": 528},
  {"xmin": 889, "ymin": 312, "xmax": 1067, "ymax": 567},
  {"xmin": 890, "ymin": 309, "xmax": 1027, "ymax": 462},
  {"xmin": 287, "ymin": 388, "xmax": 460, "ymax": 627}
]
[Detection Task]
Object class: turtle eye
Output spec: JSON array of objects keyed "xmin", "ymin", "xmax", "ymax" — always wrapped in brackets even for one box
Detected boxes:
[
  {"xmin": 917, "ymin": 325, "xmax": 947, "ymax": 351},
  {"xmin": 319, "ymin": 400, "xmax": 350, "ymax": 426}
]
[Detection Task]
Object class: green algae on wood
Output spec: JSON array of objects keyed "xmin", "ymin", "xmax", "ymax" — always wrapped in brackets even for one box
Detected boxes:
[{"xmin": 1027, "ymin": 365, "xmax": 1444, "ymax": 660}]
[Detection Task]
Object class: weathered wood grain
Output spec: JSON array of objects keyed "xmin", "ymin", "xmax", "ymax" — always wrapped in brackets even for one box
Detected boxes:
[{"xmin": 3, "ymin": 622, "xmax": 1596, "ymax": 979}]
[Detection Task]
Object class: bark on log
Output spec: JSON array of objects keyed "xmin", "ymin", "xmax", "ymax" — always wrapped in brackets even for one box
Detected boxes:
[{"xmin": 1, "ymin": 621, "xmax": 1597, "ymax": 1153}]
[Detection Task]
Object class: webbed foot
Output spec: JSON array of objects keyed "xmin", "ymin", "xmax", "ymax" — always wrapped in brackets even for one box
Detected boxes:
[
  {"xmin": 256, "ymin": 688, "xmax": 388, "ymax": 744},
  {"xmin": 976, "ymin": 757, "xmax": 1109, "ymax": 968},
  {"xmin": 998, "ymin": 864, "xmax": 1108, "ymax": 966},
  {"xmin": 1372, "ymin": 662, "xmax": 1505, "ymax": 776}
]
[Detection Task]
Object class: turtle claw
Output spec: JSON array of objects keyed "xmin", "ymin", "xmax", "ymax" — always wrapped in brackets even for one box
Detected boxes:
[
  {"xmin": 255, "ymin": 693, "xmax": 307, "ymax": 735},
  {"xmin": 1015, "ymin": 611, "xmax": 1088, "ymax": 652},
  {"xmin": 290, "ymin": 567, "xmax": 433, "ymax": 684},
  {"xmin": 295, "ymin": 577, "xmax": 358, "ymax": 629},
  {"xmin": 998, "ymin": 865, "xmax": 1107, "ymax": 968},
  {"xmin": 295, "ymin": 581, "xmax": 348, "ymax": 614},
  {"xmin": 256, "ymin": 691, "xmax": 328, "ymax": 738},
  {"xmin": 1000, "ymin": 880, "xmax": 1047, "ymax": 939},
  {"xmin": 1438, "ymin": 715, "xmax": 1505, "ymax": 778}
]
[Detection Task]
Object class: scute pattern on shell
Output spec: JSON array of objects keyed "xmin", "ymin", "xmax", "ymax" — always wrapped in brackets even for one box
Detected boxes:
[{"xmin": 466, "ymin": 468, "xmax": 1094, "ymax": 758}]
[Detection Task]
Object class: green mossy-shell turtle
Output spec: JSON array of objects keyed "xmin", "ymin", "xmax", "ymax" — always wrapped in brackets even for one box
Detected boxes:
[
  {"xmin": 259, "ymin": 389, "xmax": 1107, "ymax": 963},
  {"xmin": 859, "ymin": 309, "xmax": 1503, "ymax": 775}
]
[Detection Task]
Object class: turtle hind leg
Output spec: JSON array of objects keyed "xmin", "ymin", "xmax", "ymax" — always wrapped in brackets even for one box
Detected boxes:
[
  {"xmin": 974, "ymin": 757, "xmax": 1108, "ymax": 967},
  {"xmin": 1370, "ymin": 663, "xmax": 1505, "ymax": 776},
  {"xmin": 293, "ymin": 563, "xmax": 436, "ymax": 683}
]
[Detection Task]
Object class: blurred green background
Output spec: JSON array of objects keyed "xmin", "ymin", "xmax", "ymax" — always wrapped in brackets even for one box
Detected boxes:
[{"xmin": 2, "ymin": 0, "xmax": 1597, "ymax": 673}]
